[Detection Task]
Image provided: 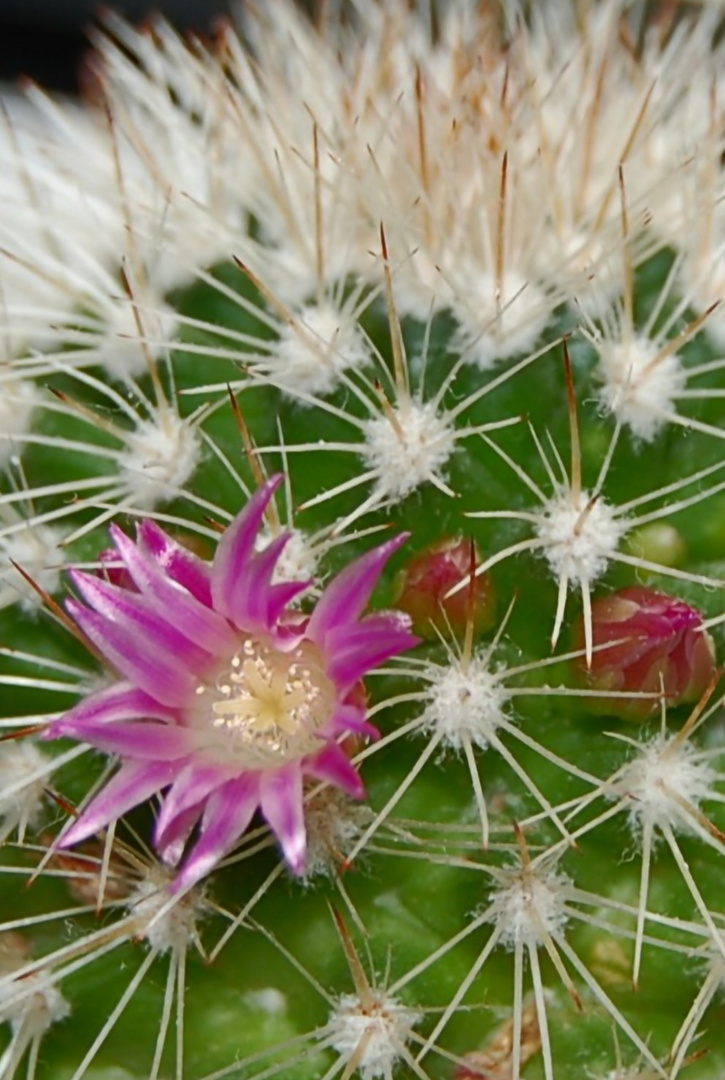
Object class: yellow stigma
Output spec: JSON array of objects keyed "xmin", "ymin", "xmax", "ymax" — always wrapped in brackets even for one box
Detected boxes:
[{"xmin": 187, "ymin": 637, "xmax": 335, "ymax": 768}]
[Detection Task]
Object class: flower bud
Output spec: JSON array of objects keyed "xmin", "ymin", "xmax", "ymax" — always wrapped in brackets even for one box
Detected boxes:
[
  {"xmin": 575, "ymin": 586, "xmax": 717, "ymax": 720},
  {"xmin": 392, "ymin": 537, "xmax": 495, "ymax": 641}
]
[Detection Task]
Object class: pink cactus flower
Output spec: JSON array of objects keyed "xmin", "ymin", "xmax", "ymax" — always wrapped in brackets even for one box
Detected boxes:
[
  {"xmin": 46, "ymin": 476, "xmax": 416, "ymax": 889},
  {"xmin": 574, "ymin": 586, "xmax": 717, "ymax": 721}
]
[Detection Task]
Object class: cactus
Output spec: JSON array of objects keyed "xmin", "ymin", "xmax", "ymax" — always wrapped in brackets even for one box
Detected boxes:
[{"xmin": 4, "ymin": 1, "xmax": 725, "ymax": 1077}]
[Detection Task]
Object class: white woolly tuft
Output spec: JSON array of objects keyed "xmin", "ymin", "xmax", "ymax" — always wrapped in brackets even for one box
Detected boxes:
[
  {"xmin": 451, "ymin": 268, "xmax": 549, "ymax": 370},
  {"xmin": 99, "ymin": 298, "xmax": 178, "ymax": 383},
  {"xmin": 302, "ymin": 788, "xmax": 369, "ymax": 881},
  {"xmin": 264, "ymin": 302, "xmax": 370, "ymax": 399},
  {"xmin": 597, "ymin": 336, "xmax": 685, "ymax": 442},
  {"xmin": 1, "ymin": 518, "xmax": 66, "ymax": 613},
  {"xmin": 488, "ymin": 863, "xmax": 570, "ymax": 949},
  {"xmin": 118, "ymin": 414, "xmax": 201, "ymax": 509},
  {"xmin": 537, "ymin": 489, "xmax": 625, "ymax": 588},
  {"xmin": 362, "ymin": 400, "xmax": 455, "ymax": 502},
  {"xmin": 421, "ymin": 658, "xmax": 509, "ymax": 751},
  {"xmin": 614, "ymin": 735, "xmax": 718, "ymax": 836},
  {"xmin": 0, "ymin": 966, "xmax": 70, "ymax": 1038},
  {"xmin": 0, "ymin": 933, "xmax": 70, "ymax": 1045},
  {"xmin": 0, "ymin": 742, "xmax": 49, "ymax": 840},
  {"xmin": 128, "ymin": 866, "xmax": 205, "ymax": 954},
  {"xmin": 328, "ymin": 990, "xmax": 421, "ymax": 1080}
]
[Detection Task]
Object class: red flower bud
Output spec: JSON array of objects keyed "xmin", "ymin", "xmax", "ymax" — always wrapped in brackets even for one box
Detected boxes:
[
  {"xmin": 392, "ymin": 537, "xmax": 495, "ymax": 641},
  {"xmin": 575, "ymin": 586, "xmax": 717, "ymax": 721}
]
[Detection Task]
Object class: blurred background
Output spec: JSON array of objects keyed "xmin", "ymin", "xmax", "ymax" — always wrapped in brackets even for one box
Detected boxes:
[{"xmin": 0, "ymin": 1, "xmax": 229, "ymax": 92}]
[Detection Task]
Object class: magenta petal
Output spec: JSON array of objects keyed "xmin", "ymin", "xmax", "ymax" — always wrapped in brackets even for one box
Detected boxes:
[
  {"xmin": 138, "ymin": 519, "xmax": 213, "ymax": 607},
  {"xmin": 45, "ymin": 682, "xmax": 174, "ymax": 742},
  {"xmin": 266, "ymin": 580, "xmax": 311, "ymax": 625},
  {"xmin": 56, "ymin": 720, "xmax": 191, "ymax": 761},
  {"xmin": 173, "ymin": 775, "xmax": 260, "ymax": 892},
  {"xmin": 327, "ymin": 611, "xmax": 414, "ymax": 651},
  {"xmin": 69, "ymin": 571, "xmax": 210, "ymax": 671},
  {"xmin": 158, "ymin": 804, "xmax": 205, "ymax": 867},
  {"xmin": 306, "ymin": 743, "xmax": 365, "ymax": 799},
  {"xmin": 67, "ymin": 600, "xmax": 196, "ymax": 707},
  {"xmin": 326, "ymin": 703, "xmax": 379, "ymax": 741},
  {"xmin": 227, "ymin": 533, "xmax": 291, "ymax": 631},
  {"xmin": 326, "ymin": 616, "xmax": 418, "ymax": 694},
  {"xmin": 211, "ymin": 476, "xmax": 284, "ymax": 620},
  {"xmin": 155, "ymin": 763, "xmax": 230, "ymax": 849},
  {"xmin": 259, "ymin": 764, "xmax": 306, "ymax": 874},
  {"xmin": 307, "ymin": 534, "xmax": 409, "ymax": 643},
  {"xmin": 60, "ymin": 759, "xmax": 176, "ymax": 848},
  {"xmin": 110, "ymin": 525, "xmax": 236, "ymax": 655}
]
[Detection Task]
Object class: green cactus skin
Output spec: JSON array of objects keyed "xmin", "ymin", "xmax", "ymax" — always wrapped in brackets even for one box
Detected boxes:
[{"xmin": 3, "ymin": 3, "xmax": 725, "ymax": 1079}]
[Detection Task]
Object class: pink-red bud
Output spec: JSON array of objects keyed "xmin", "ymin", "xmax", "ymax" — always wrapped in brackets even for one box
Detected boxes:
[
  {"xmin": 575, "ymin": 586, "xmax": 717, "ymax": 721},
  {"xmin": 392, "ymin": 536, "xmax": 496, "ymax": 641}
]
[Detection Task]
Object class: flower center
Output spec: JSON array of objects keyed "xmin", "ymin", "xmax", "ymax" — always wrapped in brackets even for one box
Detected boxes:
[{"xmin": 186, "ymin": 637, "xmax": 335, "ymax": 768}]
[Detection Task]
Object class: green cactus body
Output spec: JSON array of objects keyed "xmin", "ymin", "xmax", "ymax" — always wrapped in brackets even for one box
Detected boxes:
[{"xmin": 3, "ymin": 3, "xmax": 725, "ymax": 1078}]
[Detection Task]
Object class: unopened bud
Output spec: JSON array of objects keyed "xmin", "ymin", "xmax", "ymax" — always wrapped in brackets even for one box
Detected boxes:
[
  {"xmin": 392, "ymin": 537, "xmax": 495, "ymax": 641},
  {"xmin": 575, "ymin": 586, "xmax": 717, "ymax": 720}
]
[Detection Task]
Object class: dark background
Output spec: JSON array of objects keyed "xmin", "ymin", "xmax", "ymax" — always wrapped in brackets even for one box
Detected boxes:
[{"xmin": 0, "ymin": 1, "xmax": 229, "ymax": 92}]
